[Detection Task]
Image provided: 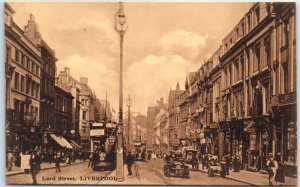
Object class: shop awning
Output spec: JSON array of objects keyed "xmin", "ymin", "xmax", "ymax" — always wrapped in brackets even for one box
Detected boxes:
[
  {"xmin": 70, "ymin": 140, "xmax": 82, "ymax": 149},
  {"xmin": 50, "ymin": 134, "xmax": 73, "ymax": 149}
]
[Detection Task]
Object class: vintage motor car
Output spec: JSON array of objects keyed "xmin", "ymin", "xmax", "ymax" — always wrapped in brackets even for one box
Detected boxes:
[
  {"xmin": 163, "ymin": 160, "xmax": 189, "ymax": 178},
  {"xmin": 207, "ymin": 159, "xmax": 226, "ymax": 178}
]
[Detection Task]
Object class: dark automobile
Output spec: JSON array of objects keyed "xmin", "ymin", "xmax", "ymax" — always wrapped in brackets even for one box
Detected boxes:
[
  {"xmin": 93, "ymin": 151, "xmax": 116, "ymax": 171},
  {"xmin": 163, "ymin": 160, "xmax": 189, "ymax": 178}
]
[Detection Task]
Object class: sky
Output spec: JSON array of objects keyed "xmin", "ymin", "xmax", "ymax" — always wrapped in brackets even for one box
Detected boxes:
[{"xmin": 9, "ymin": 2, "xmax": 252, "ymax": 115}]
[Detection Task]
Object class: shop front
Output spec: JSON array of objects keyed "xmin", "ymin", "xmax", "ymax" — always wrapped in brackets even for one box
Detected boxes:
[
  {"xmin": 244, "ymin": 117, "xmax": 273, "ymax": 172},
  {"xmin": 218, "ymin": 122, "xmax": 230, "ymax": 158}
]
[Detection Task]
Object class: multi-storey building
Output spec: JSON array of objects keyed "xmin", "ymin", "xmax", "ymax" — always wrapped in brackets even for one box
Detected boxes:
[
  {"xmin": 5, "ymin": 3, "xmax": 42, "ymax": 152},
  {"xmin": 270, "ymin": 3, "xmax": 296, "ymax": 175},
  {"xmin": 57, "ymin": 68, "xmax": 98, "ymax": 149},
  {"xmin": 175, "ymin": 2, "xmax": 296, "ymax": 176},
  {"xmin": 146, "ymin": 106, "xmax": 156, "ymax": 149},
  {"xmin": 168, "ymin": 83, "xmax": 183, "ymax": 151},
  {"xmin": 23, "ymin": 13, "xmax": 58, "ymax": 136},
  {"xmin": 78, "ymin": 77, "xmax": 96, "ymax": 149},
  {"xmin": 54, "ymin": 84, "xmax": 73, "ymax": 137}
]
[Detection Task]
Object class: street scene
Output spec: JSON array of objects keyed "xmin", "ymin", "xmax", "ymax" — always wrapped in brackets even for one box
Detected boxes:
[{"xmin": 5, "ymin": 1, "xmax": 296, "ymax": 186}]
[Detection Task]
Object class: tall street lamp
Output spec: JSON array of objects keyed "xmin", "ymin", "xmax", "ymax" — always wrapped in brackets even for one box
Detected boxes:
[
  {"xmin": 126, "ymin": 95, "xmax": 132, "ymax": 149},
  {"xmin": 115, "ymin": 2, "xmax": 127, "ymax": 182}
]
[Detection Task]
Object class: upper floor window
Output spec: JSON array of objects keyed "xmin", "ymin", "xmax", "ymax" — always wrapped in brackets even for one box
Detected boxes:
[
  {"xmin": 254, "ymin": 44, "xmax": 261, "ymax": 71},
  {"xmin": 283, "ymin": 21, "xmax": 289, "ymax": 47},
  {"xmin": 255, "ymin": 6, "xmax": 260, "ymax": 23},
  {"xmin": 14, "ymin": 72, "xmax": 19, "ymax": 90},
  {"xmin": 283, "ymin": 63, "xmax": 289, "ymax": 93},
  {"xmin": 6, "ymin": 45, "xmax": 11, "ymax": 63},
  {"xmin": 241, "ymin": 22, "xmax": 245, "ymax": 36},
  {"xmin": 15, "ymin": 50, "xmax": 20, "ymax": 62},
  {"xmin": 83, "ymin": 111, "xmax": 87, "ymax": 120},
  {"xmin": 247, "ymin": 14, "xmax": 251, "ymax": 31}
]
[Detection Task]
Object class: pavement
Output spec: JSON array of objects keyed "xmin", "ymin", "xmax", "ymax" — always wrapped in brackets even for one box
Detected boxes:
[
  {"xmin": 190, "ymin": 163, "xmax": 297, "ymax": 186},
  {"xmin": 6, "ymin": 160, "xmax": 88, "ymax": 176},
  {"xmin": 100, "ymin": 160, "xmax": 297, "ymax": 186}
]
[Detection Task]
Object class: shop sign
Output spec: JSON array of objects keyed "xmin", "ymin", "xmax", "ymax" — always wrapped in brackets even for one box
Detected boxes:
[{"xmin": 90, "ymin": 129, "xmax": 104, "ymax": 136}]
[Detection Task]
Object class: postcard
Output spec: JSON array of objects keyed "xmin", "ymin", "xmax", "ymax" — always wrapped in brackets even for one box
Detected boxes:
[{"xmin": 5, "ymin": 1, "xmax": 296, "ymax": 185}]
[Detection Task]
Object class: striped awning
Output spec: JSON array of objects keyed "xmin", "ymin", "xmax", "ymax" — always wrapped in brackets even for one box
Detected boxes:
[
  {"xmin": 50, "ymin": 134, "xmax": 73, "ymax": 149},
  {"xmin": 70, "ymin": 140, "xmax": 82, "ymax": 149}
]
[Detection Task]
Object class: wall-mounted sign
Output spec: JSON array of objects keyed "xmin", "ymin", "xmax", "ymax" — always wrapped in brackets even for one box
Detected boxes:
[{"xmin": 90, "ymin": 129, "xmax": 104, "ymax": 136}]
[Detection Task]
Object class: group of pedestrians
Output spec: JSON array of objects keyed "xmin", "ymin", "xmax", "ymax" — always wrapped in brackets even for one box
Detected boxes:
[{"xmin": 7, "ymin": 147, "xmax": 90, "ymax": 184}]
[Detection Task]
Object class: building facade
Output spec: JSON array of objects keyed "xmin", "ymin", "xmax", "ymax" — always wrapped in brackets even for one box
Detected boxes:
[
  {"xmin": 54, "ymin": 85, "xmax": 73, "ymax": 138},
  {"xmin": 5, "ymin": 3, "xmax": 42, "ymax": 152},
  {"xmin": 168, "ymin": 83, "xmax": 183, "ymax": 151}
]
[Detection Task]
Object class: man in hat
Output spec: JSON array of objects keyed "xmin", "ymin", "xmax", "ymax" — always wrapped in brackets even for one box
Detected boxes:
[
  {"xmin": 266, "ymin": 153, "xmax": 278, "ymax": 185},
  {"xmin": 125, "ymin": 151, "xmax": 135, "ymax": 175}
]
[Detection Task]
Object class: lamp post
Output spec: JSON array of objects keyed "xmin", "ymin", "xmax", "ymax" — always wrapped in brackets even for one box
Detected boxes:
[
  {"xmin": 115, "ymin": 2, "xmax": 127, "ymax": 182},
  {"xmin": 126, "ymin": 95, "xmax": 132, "ymax": 149}
]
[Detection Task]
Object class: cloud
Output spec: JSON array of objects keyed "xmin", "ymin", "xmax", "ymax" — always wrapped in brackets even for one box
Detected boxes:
[
  {"xmin": 126, "ymin": 55, "xmax": 191, "ymax": 114},
  {"xmin": 159, "ymin": 30, "xmax": 207, "ymax": 60}
]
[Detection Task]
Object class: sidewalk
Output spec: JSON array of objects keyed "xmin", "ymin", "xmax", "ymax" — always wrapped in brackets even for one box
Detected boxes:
[
  {"xmin": 6, "ymin": 160, "xmax": 88, "ymax": 176},
  {"xmin": 99, "ymin": 164, "xmax": 141, "ymax": 185},
  {"xmin": 192, "ymin": 164, "xmax": 297, "ymax": 186}
]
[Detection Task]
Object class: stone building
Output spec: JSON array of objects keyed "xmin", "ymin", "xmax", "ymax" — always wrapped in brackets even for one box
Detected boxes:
[
  {"xmin": 5, "ymin": 3, "xmax": 42, "ymax": 151},
  {"xmin": 168, "ymin": 83, "xmax": 183, "ymax": 151},
  {"xmin": 54, "ymin": 84, "xmax": 73, "ymax": 137}
]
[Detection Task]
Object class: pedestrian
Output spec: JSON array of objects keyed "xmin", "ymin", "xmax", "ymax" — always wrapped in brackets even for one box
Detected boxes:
[
  {"xmin": 191, "ymin": 154, "xmax": 198, "ymax": 171},
  {"xmin": 225, "ymin": 154, "xmax": 230, "ymax": 175},
  {"xmin": 7, "ymin": 150, "xmax": 14, "ymax": 171},
  {"xmin": 29, "ymin": 150, "xmax": 41, "ymax": 185},
  {"xmin": 275, "ymin": 159, "xmax": 285, "ymax": 185},
  {"xmin": 125, "ymin": 151, "xmax": 135, "ymax": 175},
  {"xmin": 54, "ymin": 153, "xmax": 61, "ymax": 173},
  {"xmin": 88, "ymin": 152, "xmax": 93, "ymax": 168},
  {"xmin": 267, "ymin": 153, "xmax": 278, "ymax": 186}
]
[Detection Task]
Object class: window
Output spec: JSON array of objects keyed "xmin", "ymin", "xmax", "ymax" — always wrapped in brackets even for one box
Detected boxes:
[
  {"xmin": 240, "ymin": 55, "xmax": 244, "ymax": 80},
  {"xmin": 14, "ymin": 72, "xmax": 19, "ymax": 90},
  {"xmin": 31, "ymin": 82, "xmax": 35, "ymax": 96},
  {"xmin": 229, "ymin": 64, "xmax": 232, "ymax": 85},
  {"xmin": 32, "ymin": 63, "xmax": 36, "ymax": 74},
  {"xmin": 26, "ymin": 58, "xmax": 30, "ymax": 69},
  {"xmin": 6, "ymin": 45, "xmax": 11, "ymax": 63},
  {"xmin": 21, "ymin": 55, "xmax": 25, "ymax": 66},
  {"xmin": 36, "ymin": 84, "xmax": 39, "ymax": 98},
  {"xmin": 26, "ymin": 78, "xmax": 30, "ymax": 94},
  {"xmin": 283, "ymin": 21, "xmax": 289, "ymax": 47},
  {"xmin": 20, "ymin": 75, "xmax": 25, "ymax": 92},
  {"xmin": 83, "ymin": 111, "xmax": 87, "ymax": 120},
  {"xmin": 255, "ymin": 6, "xmax": 260, "ymax": 23},
  {"xmin": 247, "ymin": 50, "xmax": 250, "ymax": 76},
  {"xmin": 241, "ymin": 22, "xmax": 245, "ymax": 36},
  {"xmin": 247, "ymin": 14, "xmax": 251, "ymax": 31},
  {"xmin": 265, "ymin": 39, "xmax": 271, "ymax": 67},
  {"xmin": 36, "ymin": 66, "xmax": 39, "ymax": 76},
  {"xmin": 236, "ymin": 28, "xmax": 239, "ymax": 38},
  {"xmin": 15, "ymin": 50, "xmax": 20, "ymax": 62},
  {"xmin": 234, "ymin": 59, "xmax": 239, "ymax": 82},
  {"xmin": 283, "ymin": 63, "xmax": 289, "ymax": 93},
  {"xmin": 254, "ymin": 44, "xmax": 260, "ymax": 71}
]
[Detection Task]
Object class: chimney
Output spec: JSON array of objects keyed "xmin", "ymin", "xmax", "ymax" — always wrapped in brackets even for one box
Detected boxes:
[
  {"xmin": 24, "ymin": 13, "xmax": 41, "ymax": 46},
  {"xmin": 80, "ymin": 77, "xmax": 88, "ymax": 85}
]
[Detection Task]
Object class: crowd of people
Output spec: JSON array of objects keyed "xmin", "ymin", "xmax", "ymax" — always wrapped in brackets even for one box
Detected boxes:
[
  {"xmin": 160, "ymin": 150, "xmax": 286, "ymax": 186},
  {"xmin": 6, "ymin": 147, "xmax": 91, "ymax": 184}
]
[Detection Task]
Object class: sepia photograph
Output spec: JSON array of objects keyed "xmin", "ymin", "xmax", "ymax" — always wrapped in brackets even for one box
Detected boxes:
[{"xmin": 4, "ymin": 1, "xmax": 297, "ymax": 185}]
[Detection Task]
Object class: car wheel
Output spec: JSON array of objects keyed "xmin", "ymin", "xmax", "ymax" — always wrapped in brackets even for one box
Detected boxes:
[{"xmin": 164, "ymin": 166, "xmax": 170, "ymax": 177}]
